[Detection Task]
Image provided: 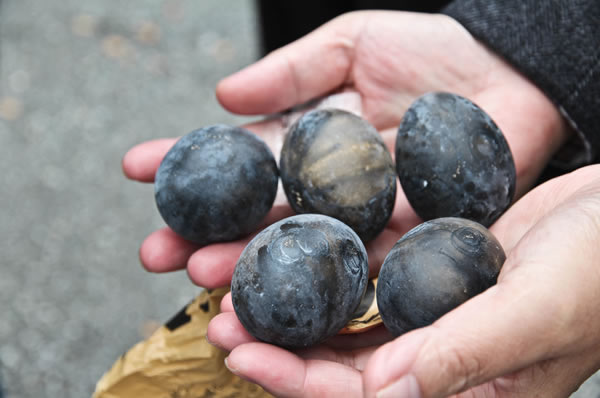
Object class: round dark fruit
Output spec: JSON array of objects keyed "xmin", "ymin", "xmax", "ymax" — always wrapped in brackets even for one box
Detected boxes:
[
  {"xmin": 280, "ymin": 108, "xmax": 396, "ymax": 242},
  {"xmin": 395, "ymin": 92, "xmax": 516, "ymax": 227},
  {"xmin": 154, "ymin": 124, "xmax": 278, "ymax": 245},
  {"xmin": 376, "ymin": 217, "xmax": 505, "ymax": 336},
  {"xmin": 231, "ymin": 214, "xmax": 369, "ymax": 348}
]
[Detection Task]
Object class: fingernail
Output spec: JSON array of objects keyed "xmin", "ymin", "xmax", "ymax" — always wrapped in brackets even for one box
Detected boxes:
[
  {"xmin": 224, "ymin": 357, "xmax": 254, "ymax": 383},
  {"xmin": 205, "ymin": 335, "xmax": 216, "ymax": 347},
  {"xmin": 224, "ymin": 357, "xmax": 238, "ymax": 374},
  {"xmin": 376, "ymin": 374, "xmax": 421, "ymax": 398}
]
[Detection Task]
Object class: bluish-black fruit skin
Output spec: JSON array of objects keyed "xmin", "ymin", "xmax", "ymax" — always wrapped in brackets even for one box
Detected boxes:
[
  {"xmin": 154, "ymin": 125, "xmax": 278, "ymax": 245},
  {"xmin": 280, "ymin": 108, "xmax": 396, "ymax": 242},
  {"xmin": 377, "ymin": 217, "xmax": 505, "ymax": 336},
  {"xmin": 396, "ymin": 92, "xmax": 516, "ymax": 227},
  {"xmin": 231, "ymin": 214, "xmax": 368, "ymax": 348}
]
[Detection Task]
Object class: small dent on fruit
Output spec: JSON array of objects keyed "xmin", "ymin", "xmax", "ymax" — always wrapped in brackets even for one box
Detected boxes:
[
  {"xmin": 451, "ymin": 227, "xmax": 485, "ymax": 256},
  {"xmin": 280, "ymin": 223, "xmax": 301, "ymax": 232},
  {"xmin": 272, "ymin": 229, "xmax": 329, "ymax": 264},
  {"xmin": 472, "ymin": 131, "xmax": 494, "ymax": 158},
  {"xmin": 257, "ymin": 245, "xmax": 268, "ymax": 261},
  {"xmin": 438, "ymin": 248, "xmax": 459, "ymax": 267},
  {"xmin": 274, "ymin": 236, "xmax": 303, "ymax": 264},
  {"xmin": 297, "ymin": 234, "xmax": 328, "ymax": 256},
  {"xmin": 341, "ymin": 240, "xmax": 363, "ymax": 276}
]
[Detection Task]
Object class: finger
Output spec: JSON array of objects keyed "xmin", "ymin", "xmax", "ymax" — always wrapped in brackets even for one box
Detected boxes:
[
  {"xmin": 121, "ymin": 116, "xmax": 291, "ymax": 185},
  {"xmin": 206, "ymin": 312, "xmax": 256, "ymax": 352},
  {"xmin": 364, "ymin": 176, "xmax": 600, "ymax": 397},
  {"xmin": 186, "ymin": 238, "xmax": 250, "ymax": 288},
  {"xmin": 296, "ymin": 345, "xmax": 375, "ymax": 372},
  {"xmin": 186, "ymin": 205, "xmax": 294, "ymax": 288},
  {"xmin": 364, "ymin": 273, "xmax": 593, "ymax": 398},
  {"xmin": 122, "ymin": 138, "xmax": 177, "ymax": 182},
  {"xmin": 216, "ymin": 14, "xmax": 360, "ymax": 115},
  {"xmin": 219, "ymin": 289, "xmax": 391, "ymax": 351},
  {"xmin": 140, "ymin": 205, "xmax": 291, "ymax": 280},
  {"xmin": 139, "ymin": 227, "xmax": 199, "ymax": 272},
  {"xmin": 363, "ymin": 281, "xmax": 551, "ymax": 398},
  {"xmin": 242, "ymin": 89, "xmax": 368, "ymax": 161},
  {"xmin": 140, "ymin": 205, "xmax": 290, "ymax": 278},
  {"xmin": 209, "ymin": 298, "xmax": 384, "ymax": 356},
  {"xmin": 362, "ymin": 284, "xmax": 547, "ymax": 398},
  {"xmin": 226, "ymin": 343, "xmax": 363, "ymax": 398},
  {"xmin": 220, "ymin": 292, "xmax": 233, "ymax": 313}
]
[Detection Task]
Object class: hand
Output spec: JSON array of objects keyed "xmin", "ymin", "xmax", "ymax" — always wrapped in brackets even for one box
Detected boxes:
[
  {"xmin": 122, "ymin": 91, "xmax": 412, "ymax": 287},
  {"xmin": 122, "ymin": 10, "xmax": 569, "ymax": 288},
  {"xmin": 207, "ymin": 164, "xmax": 600, "ymax": 397}
]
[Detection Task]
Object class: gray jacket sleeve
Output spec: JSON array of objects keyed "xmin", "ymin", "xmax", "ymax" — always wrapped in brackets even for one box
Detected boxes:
[{"xmin": 443, "ymin": 0, "xmax": 600, "ymax": 165}]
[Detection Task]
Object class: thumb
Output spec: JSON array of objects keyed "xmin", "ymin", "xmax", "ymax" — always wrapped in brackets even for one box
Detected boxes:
[
  {"xmin": 216, "ymin": 13, "xmax": 361, "ymax": 115},
  {"xmin": 363, "ymin": 180, "xmax": 600, "ymax": 396},
  {"xmin": 363, "ymin": 281, "xmax": 561, "ymax": 397}
]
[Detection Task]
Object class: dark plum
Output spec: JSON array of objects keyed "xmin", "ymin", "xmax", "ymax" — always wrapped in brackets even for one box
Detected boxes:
[
  {"xmin": 231, "ymin": 214, "xmax": 368, "ymax": 348},
  {"xmin": 376, "ymin": 217, "xmax": 505, "ymax": 336},
  {"xmin": 154, "ymin": 125, "xmax": 278, "ymax": 245},
  {"xmin": 396, "ymin": 92, "xmax": 516, "ymax": 227},
  {"xmin": 280, "ymin": 108, "xmax": 396, "ymax": 242}
]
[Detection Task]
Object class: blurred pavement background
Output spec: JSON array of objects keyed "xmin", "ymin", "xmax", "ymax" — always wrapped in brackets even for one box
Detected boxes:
[
  {"xmin": 0, "ymin": 1, "xmax": 258, "ymax": 396},
  {"xmin": 0, "ymin": 1, "xmax": 599, "ymax": 397}
]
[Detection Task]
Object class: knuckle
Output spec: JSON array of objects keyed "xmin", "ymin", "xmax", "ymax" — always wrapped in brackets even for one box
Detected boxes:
[{"xmin": 418, "ymin": 330, "xmax": 484, "ymax": 396}]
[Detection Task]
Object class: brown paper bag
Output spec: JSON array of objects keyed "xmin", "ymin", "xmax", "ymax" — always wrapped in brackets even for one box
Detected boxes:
[{"xmin": 93, "ymin": 279, "xmax": 381, "ymax": 397}]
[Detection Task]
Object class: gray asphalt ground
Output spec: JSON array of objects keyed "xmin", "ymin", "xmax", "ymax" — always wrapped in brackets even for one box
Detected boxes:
[
  {"xmin": 0, "ymin": 1, "xmax": 599, "ymax": 397},
  {"xmin": 1, "ymin": 1, "xmax": 258, "ymax": 397}
]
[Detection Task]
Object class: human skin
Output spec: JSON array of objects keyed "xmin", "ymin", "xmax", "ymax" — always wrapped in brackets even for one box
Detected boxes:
[{"xmin": 121, "ymin": 10, "xmax": 600, "ymax": 397}]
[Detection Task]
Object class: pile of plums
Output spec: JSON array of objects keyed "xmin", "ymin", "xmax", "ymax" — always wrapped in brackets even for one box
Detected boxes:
[{"xmin": 154, "ymin": 92, "xmax": 515, "ymax": 348}]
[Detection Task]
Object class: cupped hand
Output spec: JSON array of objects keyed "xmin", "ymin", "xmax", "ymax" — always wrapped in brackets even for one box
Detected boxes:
[
  {"xmin": 208, "ymin": 165, "xmax": 600, "ymax": 397},
  {"xmin": 123, "ymin": 10, "xmax": 570, "ymax": 288},
  {"xmin": 122, "ymin": 91, "xmax": 414, "ymax": 288}
]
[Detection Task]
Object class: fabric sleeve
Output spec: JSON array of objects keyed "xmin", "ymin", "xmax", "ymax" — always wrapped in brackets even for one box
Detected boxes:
[{"xmin": 442, "ymin": 0, "xmax": 600, "ymax": 165}]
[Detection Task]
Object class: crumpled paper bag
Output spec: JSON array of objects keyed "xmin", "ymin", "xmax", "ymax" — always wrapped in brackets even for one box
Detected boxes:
[
  {"xmin": 93, "ymin": 288, "xmax": 271, "ymax": 397},
  {"xmin": 93, "ymin": 278, "xmax": 380, "ymax": 398}
]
